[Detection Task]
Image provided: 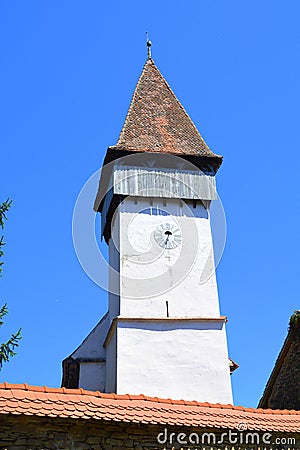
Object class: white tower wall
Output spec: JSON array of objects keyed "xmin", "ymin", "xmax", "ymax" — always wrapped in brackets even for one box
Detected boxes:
[
  {"xmin": 105, "ymin": 195, "xmax": 233, "ymax": 403},
  {"xmin": 116, "ymin": 319, "xmax": 232, "ymax": 403},
  {"xmin": 109, "ymin": 197, "xmax": 220, "ymax": 318}
]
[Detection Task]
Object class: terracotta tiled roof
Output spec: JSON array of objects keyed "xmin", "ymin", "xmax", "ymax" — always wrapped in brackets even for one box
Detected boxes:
[
  {"xmin": 0, "ymin": 383, "xmax": 299, "ymax": 432},
  {"xmin": 110, "ymin": 58, "xmax": 221, "ymax": 161}
]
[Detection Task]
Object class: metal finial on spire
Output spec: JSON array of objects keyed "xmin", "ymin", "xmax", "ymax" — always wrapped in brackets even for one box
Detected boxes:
[{"xmin": 146, "ymin": 32, "xmax": 152, "ymax": 59}]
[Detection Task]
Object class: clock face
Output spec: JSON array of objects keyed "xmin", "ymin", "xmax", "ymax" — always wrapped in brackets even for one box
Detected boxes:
[{"xmin": 154, "ymin": 222, "xmax": 182, "ymax": 249}]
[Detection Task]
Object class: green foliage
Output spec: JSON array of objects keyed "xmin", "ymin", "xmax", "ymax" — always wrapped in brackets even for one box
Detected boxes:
[
  {"xmin": 0, "ymin": 304, "xmax": 21, "ymax": 369},
  {"xmin": 289, "ymin": 310, "xmax": 300, "ymax": 332},
  {"xmin": 0, "ymin": 198, "xmax": 11, "ymax": 277},
  {"xmin": 0, "ymin": 199, "xmax": 22, "ymax": 369},
  {"xmin": 0, "ymin": 198, "xmax": 11, "ymax": 227}
]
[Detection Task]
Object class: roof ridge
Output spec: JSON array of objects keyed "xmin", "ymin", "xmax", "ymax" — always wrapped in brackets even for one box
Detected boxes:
[{"xmin": 1, "ymin": 383, "xmax": 300, "ymax": 415}]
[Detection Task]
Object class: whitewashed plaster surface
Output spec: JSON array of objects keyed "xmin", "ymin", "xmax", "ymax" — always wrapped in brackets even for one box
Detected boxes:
[
  {"xmin": 72, "ymin": 193, "xmax": 233, "ymax": 403},
  {"xmin": 116, "ymin": 320, "xmax": 233, "ymax": 404},
  {"xmin": 110, "ymin": 197, "xmax": 220, "ymax": 318},
  {"xmin": 71, "ymin": 313, "xmax": 110, "ymax": 392},
  {"xmin": 79, "ymin": 362, "xmax": 106, "ymax": 392}
]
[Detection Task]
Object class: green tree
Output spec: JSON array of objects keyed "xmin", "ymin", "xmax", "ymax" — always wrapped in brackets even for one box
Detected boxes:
[{"xmin": 0, "ymin": 199, "xmax": 21, "ymax": 369}]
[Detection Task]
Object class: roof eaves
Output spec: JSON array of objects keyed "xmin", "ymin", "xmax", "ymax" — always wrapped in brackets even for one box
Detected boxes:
[{"xmin": 1, "ymin": 383, "xmax": 300, "ymax": 414}]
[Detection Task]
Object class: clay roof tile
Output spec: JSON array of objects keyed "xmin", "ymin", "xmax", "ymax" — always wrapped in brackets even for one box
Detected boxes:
[
  {"xmin": 104, "ymin": 58, "xmax": 222, "ymax": 172},
  {"xmin": 0, "ymin": 383, "xmax": 299, "ymax": 432}
]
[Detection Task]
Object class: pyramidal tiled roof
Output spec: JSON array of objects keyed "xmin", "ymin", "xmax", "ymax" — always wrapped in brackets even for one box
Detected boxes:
[{"xmin": 110, "ymin": 58, "xmax": 221, "ymax": 160}]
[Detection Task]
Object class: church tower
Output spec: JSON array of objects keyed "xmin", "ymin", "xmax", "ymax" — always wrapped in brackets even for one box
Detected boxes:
[{"xmin": 62, "ymin": 49, "xmax": 234, "ymax": 404}]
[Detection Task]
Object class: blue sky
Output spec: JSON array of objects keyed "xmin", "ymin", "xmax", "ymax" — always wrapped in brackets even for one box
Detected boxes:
[{"xmin": 1, "ymin": 1, "xmax": 300, "ymax": 407}]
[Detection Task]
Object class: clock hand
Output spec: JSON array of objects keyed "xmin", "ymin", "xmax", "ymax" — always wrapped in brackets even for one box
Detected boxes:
[{"xmin": 164, "ymin": 230, "xmax": 172, "ymax": 247}]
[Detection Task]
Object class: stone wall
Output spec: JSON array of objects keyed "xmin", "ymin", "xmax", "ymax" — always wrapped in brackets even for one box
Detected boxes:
[
  {"xmin": 0, "ymin": 416, "xmax": 160, "ymax": 450},
  {"xmin": 0, "ymin": 415, "xmax": 298, "ymax": 450}
]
